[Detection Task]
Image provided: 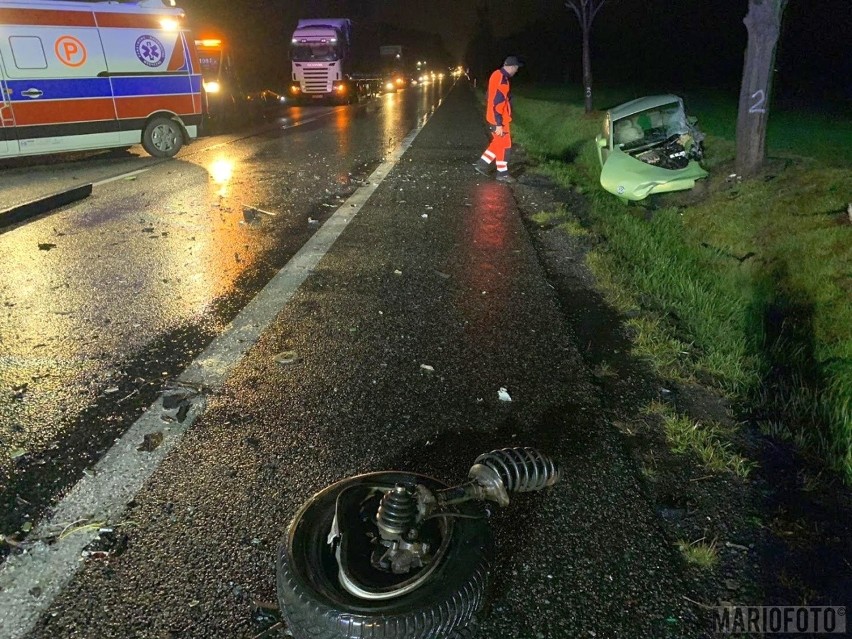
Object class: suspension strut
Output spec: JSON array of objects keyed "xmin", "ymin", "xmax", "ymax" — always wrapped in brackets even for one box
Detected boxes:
[
  {"xmin": 372, "ymin": 447, "xmax": 560, "ymax": 559},
  {"xmin": 374, "ymin": 447, "xmax": 561, "ymax": 534},
  {"xmin": 332, "ymin": 447, "xmax": 560, "ymax": 599}
]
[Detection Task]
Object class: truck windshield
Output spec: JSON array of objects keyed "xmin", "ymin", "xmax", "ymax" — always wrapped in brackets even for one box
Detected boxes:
[
  {"xmin": 198, "ymin": 52, "xmax": 222, "ymax": 80},
  {"xmin": 290, "ymin": 44, "xmax": 341, "ymax": 62}
]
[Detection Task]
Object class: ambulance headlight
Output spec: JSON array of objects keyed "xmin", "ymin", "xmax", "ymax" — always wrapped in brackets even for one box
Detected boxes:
[
  {"xmin": 204, "ymin": 81, "xmax": 221, "ymax": 94},
  {"xmin": 385, "ymin": 82, "xmax": 394, "ymax": 90}
]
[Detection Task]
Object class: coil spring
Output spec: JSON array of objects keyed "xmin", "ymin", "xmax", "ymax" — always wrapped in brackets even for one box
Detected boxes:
[
  {"xmin": 376, "ymin": 485, "xmax": 418, "ymax": 537},
  {"xmin": 474, "ymin": 447, "xmax": 560, "ymax": 493}
]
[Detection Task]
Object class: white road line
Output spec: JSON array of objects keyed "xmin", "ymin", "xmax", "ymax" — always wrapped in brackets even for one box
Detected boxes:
[
  {"xmin": 0, "ymin": 107, "xmax": 435, "ymax": 639},
  {"xmin": 92, "ymin": 168, "xmax": 150, "ymax": 186}
]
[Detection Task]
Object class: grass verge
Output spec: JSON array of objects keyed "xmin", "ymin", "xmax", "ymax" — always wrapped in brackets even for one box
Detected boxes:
[
  {"xmin": 510, "ymin": 83, "xmax": 851, "ymax": 481},
  {"xmin": 676, "ymin": 538, "xmax": 720, "ymax": 569}
]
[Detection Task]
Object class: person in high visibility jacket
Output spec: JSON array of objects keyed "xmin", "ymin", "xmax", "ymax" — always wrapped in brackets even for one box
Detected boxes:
[{"xmin": 474, "ymin": 56, "xmax": 523, "ymax": 183}]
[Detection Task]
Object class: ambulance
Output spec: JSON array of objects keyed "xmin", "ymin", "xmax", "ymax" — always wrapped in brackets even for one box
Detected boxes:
[{"xmin": 0, "ymin": 0, "xmax": 203, "ymax": 159}]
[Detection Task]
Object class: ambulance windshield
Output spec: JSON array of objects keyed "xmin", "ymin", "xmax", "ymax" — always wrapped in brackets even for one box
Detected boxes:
[{"xmin": 290, "ymin": 43, "xmax": 341, "ymax": 62}]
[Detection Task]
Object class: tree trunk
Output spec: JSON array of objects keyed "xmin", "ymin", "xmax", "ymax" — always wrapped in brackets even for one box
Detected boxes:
[
  {"xmin": 582, "ymin": 30, "xmax": 592, "ymax": 113},
  {"xmin": 735, "ymin": 0, "xmax": 787, "ymax": 177}
]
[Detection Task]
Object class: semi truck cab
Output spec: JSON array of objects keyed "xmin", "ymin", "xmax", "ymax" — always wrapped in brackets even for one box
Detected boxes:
[{"xmin": 289, "ymin": 19, "xmax": 354, "ymax": 104}]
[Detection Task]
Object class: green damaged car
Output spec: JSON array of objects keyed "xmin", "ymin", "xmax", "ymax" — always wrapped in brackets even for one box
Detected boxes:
[{"xmin": 595, "ymin": 95, "xmax": 708, "ymax": 202}]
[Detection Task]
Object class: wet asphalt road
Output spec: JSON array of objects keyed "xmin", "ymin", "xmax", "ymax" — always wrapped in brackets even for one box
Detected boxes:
[
  {"xmin": 3, "ymin": 83, "xmax": 706, "ymax": 638},
  {"xmin": 0, "ymin": 83, "xmax": 448, "ymax": 536}
]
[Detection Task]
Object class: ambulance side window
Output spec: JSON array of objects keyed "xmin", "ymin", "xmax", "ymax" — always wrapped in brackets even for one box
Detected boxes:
[{"xmin": 9, "ymin": 36, "xmax": 47, "ymax": 70}]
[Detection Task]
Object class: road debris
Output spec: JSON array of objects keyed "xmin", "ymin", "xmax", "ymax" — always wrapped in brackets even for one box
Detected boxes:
[
  {"xmin": 420, "ymin": 364, "xmax": 434, "ymax": 372},
  {"xmin": 137, "ymin": 431, "xmax": 164, "ymax": 452},
  {"xmin": 274, "ymin": 351, "xmax": 300, "ymax": 365},
  {"xmin": 498, "ymin": 387, "xmax": 512, "ymax": 402},
  {"xmin": 393, "ymin": 269, "xmax": 403, "ymax": 276},
  {"xmin": 37, "ymin": 243, "xmax": 57, "ymax": 251}
]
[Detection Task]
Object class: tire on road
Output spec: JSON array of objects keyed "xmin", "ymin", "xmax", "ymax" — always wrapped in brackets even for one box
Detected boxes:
[
  {"xmin": 276, "ymin": 471, "xmax": 493, "ymax": 639},
  {"xmin": 141, "ymin": 116, "xmax": 184, "ymax": 158}
]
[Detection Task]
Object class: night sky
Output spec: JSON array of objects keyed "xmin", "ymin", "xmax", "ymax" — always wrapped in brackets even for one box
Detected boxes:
[{"xmin": 176, "ymin": 0, "xmax": 849, "ymax": 104}]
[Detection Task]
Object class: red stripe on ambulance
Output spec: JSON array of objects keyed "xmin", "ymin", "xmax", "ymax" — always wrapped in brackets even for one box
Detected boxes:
[
  {"xmin": 95, "ymin": 13, "xmax": 179, "ymax": 29},
  {"xmin": 11, "ymin": 98, "xmax": 116, "ymax": 126},
  {"xmin": 114, "ymin": 94, "xmax": 195, "ymax": 119},
  {"xmin": 167, "ymin": 37, "xmax": 186, "ymax": 71},
  {"xmin": 0, "ymin": 8, "xmax": 96, "ymax": 27}
]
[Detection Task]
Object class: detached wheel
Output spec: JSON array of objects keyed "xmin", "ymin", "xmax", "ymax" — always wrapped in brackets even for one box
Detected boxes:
[
  {"xmin": 277, "ymin": 472, "xmax": 492, "ymax": 639},
  {"xmin": 142, "ymin": 116, "xmax": 183, "ymax": 158}
]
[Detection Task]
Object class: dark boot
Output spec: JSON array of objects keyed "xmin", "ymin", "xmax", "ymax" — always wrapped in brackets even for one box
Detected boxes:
[
  {"xmin": 473, "ymin": 159, "xmax": 492, "ymax": 176},
  {"xmin": 495, "ymin": 172, "xmax": 516, "ymax": 183}
]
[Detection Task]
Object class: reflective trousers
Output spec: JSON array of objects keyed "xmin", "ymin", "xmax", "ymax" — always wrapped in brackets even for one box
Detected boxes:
[{"xmin": 480, "ymin": 126, "xmax": 512, "ymax": 173}]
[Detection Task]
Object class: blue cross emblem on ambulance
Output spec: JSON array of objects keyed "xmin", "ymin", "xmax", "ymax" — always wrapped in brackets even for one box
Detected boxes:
[{"xmin": 135, "ymin": 35, "xmax": 166, "ymax": 67}]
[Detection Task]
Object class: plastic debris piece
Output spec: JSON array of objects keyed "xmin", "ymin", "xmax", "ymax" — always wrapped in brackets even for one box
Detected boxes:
[
  {"xmin": 274, "ymin": 351, "xmax": 299, "ymax": 365},
  {"xmin": 421, "ymin": 213, "xmax": 428, "ymax": 219},
  {"xmin": 38, "ymin": 243, "xmax": 57, "ymax": 251},
  {"xmin": 104, "ymin": 387, "xmax": 120, "ymax": 394},
  {"xmin": 498, "ymin": 387, "xmax": 512, "ymax": 402},
  {"xmin": 308, "ymin": 217, "xmax": 319, "ymax": 225},
  {"xmin": 394, "ymin": 269, "xmax": 403, "ymax": 276},
  {"xmin": 10, "ymin": 448, "xmax": 28, "ymax": 459},
  {"xmin": 420, "ymin": 364, "xmax": 435, "ymax": 372}
]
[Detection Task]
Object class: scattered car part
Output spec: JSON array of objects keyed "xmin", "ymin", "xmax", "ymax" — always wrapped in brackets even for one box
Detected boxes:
[
  {"xmin": 595, "ymin": 94, "xmax": 708, "ymax": 201},
  {"xmin": 276, "ymin": 447, "xmax": 560, "ymax": 639}
]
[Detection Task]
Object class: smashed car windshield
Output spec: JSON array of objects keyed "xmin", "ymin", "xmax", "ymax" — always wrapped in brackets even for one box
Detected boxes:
[{"xmin": 613, "ymin": 102, "xmax": 688, "ymax": 150}]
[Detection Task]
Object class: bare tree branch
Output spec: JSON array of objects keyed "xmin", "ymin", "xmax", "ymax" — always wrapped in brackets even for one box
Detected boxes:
[
  {"xmin": 591, "ymin": 0, "xmax": 608, "ymax": 22},
  {"xmin": 564, "ymin": 0, "xmax": 583, "ymax": 23}
]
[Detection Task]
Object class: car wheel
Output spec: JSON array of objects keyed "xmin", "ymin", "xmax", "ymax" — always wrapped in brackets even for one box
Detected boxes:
[
  {"xmin": 142, "ymin": 117, "xmax": 183, "ymax": 158},
  {"xmin": 277, "ymin": 471, "xmax": 493, "ymax": 639}
]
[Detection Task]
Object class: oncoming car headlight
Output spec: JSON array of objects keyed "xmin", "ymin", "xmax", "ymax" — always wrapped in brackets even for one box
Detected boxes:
[{"xmin": 203, "ymin": 81, "xmax": 221, "ymax": 94}]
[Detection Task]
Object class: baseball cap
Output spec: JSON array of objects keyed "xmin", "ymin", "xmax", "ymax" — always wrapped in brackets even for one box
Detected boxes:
[{"xmin": 503, "ymin": 56, "xmax": 524, "ymax": 67}]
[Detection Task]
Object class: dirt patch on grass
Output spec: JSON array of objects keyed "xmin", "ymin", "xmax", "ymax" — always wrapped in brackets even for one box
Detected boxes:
[{"xmin": 511, "ymin": 168, "xmax": 852, "ymax": 624}]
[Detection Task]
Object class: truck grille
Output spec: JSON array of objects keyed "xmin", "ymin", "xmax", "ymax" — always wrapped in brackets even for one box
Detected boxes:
[{"xmin": 303, "ymin": 68, "xmax": 331, "ymax": 93}]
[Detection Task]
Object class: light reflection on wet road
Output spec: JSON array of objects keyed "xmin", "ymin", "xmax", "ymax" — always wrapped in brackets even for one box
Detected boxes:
[{"xmin": 0, "ymin": 81, "xmax": 451, "ymax": 533}]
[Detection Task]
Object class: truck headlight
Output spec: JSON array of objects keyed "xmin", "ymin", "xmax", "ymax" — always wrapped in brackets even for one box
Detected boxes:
[{"xmin": 203, "ymin": 81, "xmax": 221, "ymax": 94}]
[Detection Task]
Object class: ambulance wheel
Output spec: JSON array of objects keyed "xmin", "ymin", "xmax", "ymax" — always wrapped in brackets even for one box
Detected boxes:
[{"xmin": 142, "ymin": 117, "xmax": 183, "ymax": 158}]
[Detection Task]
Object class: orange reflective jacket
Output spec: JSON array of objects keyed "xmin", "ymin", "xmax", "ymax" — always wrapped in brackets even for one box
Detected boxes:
[{"xmin": 486, "ymin": 68, "xmax": 512, "ymax": 126}]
